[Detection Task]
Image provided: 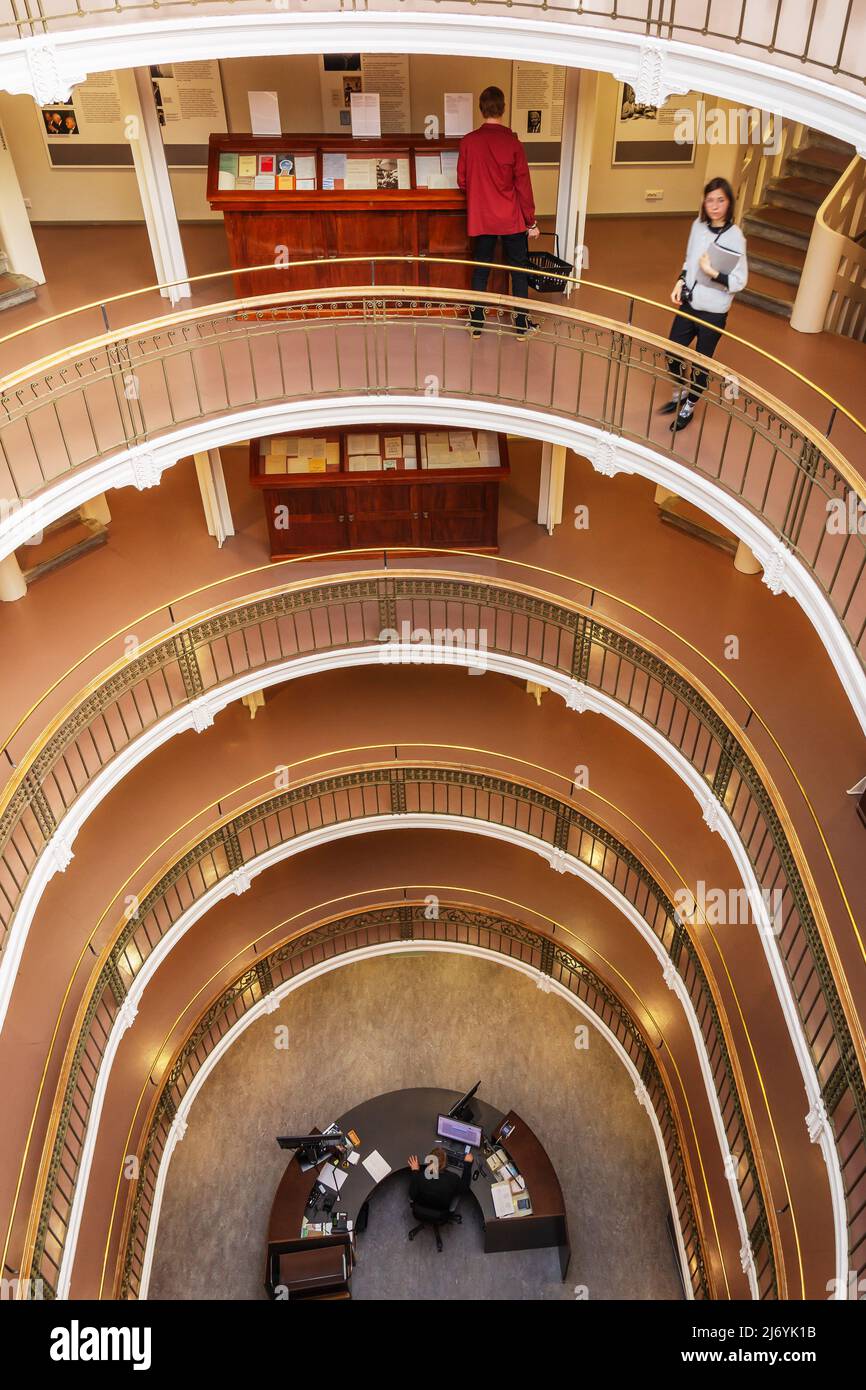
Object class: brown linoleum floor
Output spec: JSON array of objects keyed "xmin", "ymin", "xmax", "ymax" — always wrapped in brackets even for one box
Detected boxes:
[{"xmin": 148, "ymin": 953, "xmax": 684, "ymax": 1301}]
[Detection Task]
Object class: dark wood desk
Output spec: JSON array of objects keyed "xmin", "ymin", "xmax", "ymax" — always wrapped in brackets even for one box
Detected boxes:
[{"xmin": 265, "ymin": 1086, "xmax": 570, "ymax": 1294}]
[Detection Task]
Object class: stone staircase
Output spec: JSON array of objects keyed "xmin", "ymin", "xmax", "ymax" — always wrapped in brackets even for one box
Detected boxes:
[{"xmin": 740, "ymin": 131, "xmax": 856, "ymax": 319}]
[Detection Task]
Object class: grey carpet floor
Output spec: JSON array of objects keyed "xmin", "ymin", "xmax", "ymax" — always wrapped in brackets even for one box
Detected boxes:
[{"xmin": 148, "ymin": 952, "xmax": 683, "ymax": 1301}]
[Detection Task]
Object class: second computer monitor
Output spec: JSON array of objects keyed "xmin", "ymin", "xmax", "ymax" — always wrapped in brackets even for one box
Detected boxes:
[{"xmin": 437, "ymin": 1114, "xmax": 483, "ymax": 1147}]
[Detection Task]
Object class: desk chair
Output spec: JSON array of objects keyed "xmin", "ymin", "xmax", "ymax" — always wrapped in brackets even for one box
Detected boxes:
[{"xmin": 407, "ymin": 1193, "xmax": 463, "ymax": 1252}]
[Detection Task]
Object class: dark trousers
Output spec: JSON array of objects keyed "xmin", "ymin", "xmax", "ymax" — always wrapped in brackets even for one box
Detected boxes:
[
  {"xmin": 470, "ymin": 232, "xmax": 530, "ymax": 328},
  {"xmin": 666, "ymin": 306, "xmax": 728, "ymax": 401}
]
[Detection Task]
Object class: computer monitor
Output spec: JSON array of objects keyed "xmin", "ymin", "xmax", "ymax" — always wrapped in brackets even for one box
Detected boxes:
[
  {"xmin": 276, "ymin": 1133, "xmax": 345, "ymax": 1167},
  {"xmin": 447, "ymin": 1080, "xmax": 481, "ymax": 1122},
  {"xmin": 437, "ymin": 1114, "xmax": 483, "ymax": 1148}
]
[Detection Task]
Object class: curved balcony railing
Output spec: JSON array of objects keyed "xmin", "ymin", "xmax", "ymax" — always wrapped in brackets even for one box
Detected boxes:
[
  {"xmin": 2, "ymin": 1, "xmax": 864, "ymax": 97},
  {"xmin": 4, "ymin": 573, "xmax": 864, "ymax": 1298},
  {"xmin": 26, "ymin": 768, "xmax": 771, "ymax": 1300},
  {"xmin": 115, "ymin": 901, "xmax": 711, "ymax": 1300},
  {"xmin": 2, "ymin": 269, "xmax": 865, "ymax": 695}
]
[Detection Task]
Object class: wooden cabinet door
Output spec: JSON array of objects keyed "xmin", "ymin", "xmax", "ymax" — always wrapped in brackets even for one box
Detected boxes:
[
  {"xmin": 421, "ymin": 481, "xmax": 500, "ymax": 550},
  {"xmin": 266, "ymin": 486, "xmax": 349, "ymax": 557},
  {"xmin": 345, "ymin": 482, "xmax": 421, "ymax": 551}
]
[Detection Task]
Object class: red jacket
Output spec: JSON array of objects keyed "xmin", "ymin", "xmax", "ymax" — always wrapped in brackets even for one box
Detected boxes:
[{"xmin": 456, "ymin": 123, "xmax": 536, "ymax": 238}]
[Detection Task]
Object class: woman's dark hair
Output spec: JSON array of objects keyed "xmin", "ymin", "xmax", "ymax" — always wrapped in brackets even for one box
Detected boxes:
[
  {"xmin": 479, "ymin": 86, "xmax": 506, "ymax": 119},
  {"xmin": 700, "ymin": 177, "xmax": 735, "ymax": 224}
]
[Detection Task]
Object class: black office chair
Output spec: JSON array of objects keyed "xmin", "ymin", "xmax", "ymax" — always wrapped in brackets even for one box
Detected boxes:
[{"xmin": 407, "ymin": 1193, "xmax": 463, "ymax": 1252}]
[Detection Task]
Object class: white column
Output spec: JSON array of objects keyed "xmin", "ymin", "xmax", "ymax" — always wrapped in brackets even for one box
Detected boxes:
[
  {"xmin": 117, "ymin": 68, "xmax": 190, "ymax": 302},
  {"xmin": 79, "ymin": 493, "xmax": 111, "ymax": 526},
  {"xmin": 194, "ymin": 450, "xmax": 234, "ymax": 546},
  {"xmin": 0, "ymin": 116, "xmax": 44, "ymax": 285},
  {"xmin": 537, "ymin": 441, "xmax": 567, "ymax": 533},
  {"xmin": 0, "ymin": 552, "xmax": 27, "ymax": 602},
  {"xmin": 555, "ymin": 69, "xmax": 597, "ymax": 292}
]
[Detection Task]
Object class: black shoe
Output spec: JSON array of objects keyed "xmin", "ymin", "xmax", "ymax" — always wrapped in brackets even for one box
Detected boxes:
[
  {"xmin": 670, "ymin": 401, "xmax": 696, "ymax": 432},
  {"xmin": 658, "ymin": 399, "xmax": 682, "ymax": 415},
  {"xmin": 468, "ymin": 325, "xmax": 482, "ymax": 339},
  {"xmin": 516, "ymin": 319, "xmax": 540, "ymax": 338}
]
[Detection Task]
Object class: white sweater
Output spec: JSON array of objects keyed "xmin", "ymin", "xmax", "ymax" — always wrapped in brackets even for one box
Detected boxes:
[{"xmin": 680, "ymin": 218, "xmax": 748, "ymax": 313}]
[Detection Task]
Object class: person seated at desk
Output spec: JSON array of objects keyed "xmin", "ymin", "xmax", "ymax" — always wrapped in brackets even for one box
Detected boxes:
[{"xmin": 407, "ymin": 1147, "xmax": 473, "ymax": 1212}]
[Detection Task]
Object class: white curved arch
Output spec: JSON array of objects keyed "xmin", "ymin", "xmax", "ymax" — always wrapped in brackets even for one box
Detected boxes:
[
  {"xmin": 3, "ymin": 393, "xmax": 863, "ymax": 734},
  {"xmin": 58, "ymin": 820, "xmax": 762, "ymax": 1300},
  {"xmin": 5, "ymin": 646, "xmax": 849, "ymax": 1294},
  {"xmin": 1, "ymin": 14, "xmax": 864, "ymax": 151},
  {"xmin": 137, "ymin": 939, "xmax": 697, "ymax": 1299}
]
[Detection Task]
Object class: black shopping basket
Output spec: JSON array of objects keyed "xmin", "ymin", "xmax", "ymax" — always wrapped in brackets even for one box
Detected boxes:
[{"xmin": 526, "ymin": 234, "xmax": 573, "ymax": 294}]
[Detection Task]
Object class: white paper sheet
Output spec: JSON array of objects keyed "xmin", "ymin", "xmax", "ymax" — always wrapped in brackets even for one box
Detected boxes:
[
  {"xmin": 345, "ymin": 158, "xmax": 376, "ymax": 190},
  {"xmin": 318, "ymin": 1163, "xmax": 348, "ymax": 1192},
  {"xmin": 362, "ymin": 1150, "xmax": 392, "ymax": 1183},
  {"xmin": 323, "ymin": 152, "xmax": 347, "ymax": 183},
  {"xmin": 248, "ymin": 90, "xmax": 281, "ymax": 137},
  {"xmin": 444, "ymin": 92, "xmax": 474, "ymax": 137},
  {"xmin": 414, "ymin": 154, "xmax": 441, "ymax": 189},
  {"xmin": 350, "ymin": 91, "xmax": 381, "ymax": 139},
  {"xmin": 491, "ymin": 1181, "xmax": 516, "ymax": 1218},
  {"xmin": 440, "ymin": 149, "xmax": 460, "ymax": 188},
  {"xmin": 294, "ymin": 155, "xmax": 316, "ymax": 180},
  {"xmin": 347, "ymin": 432, "xmax": 379, "ymax": 454}
]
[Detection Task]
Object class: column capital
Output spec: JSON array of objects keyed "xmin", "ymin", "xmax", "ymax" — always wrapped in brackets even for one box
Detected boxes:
[{"xmin": 24, "ymin": 38, "xmax": 88, "ymax": 106}]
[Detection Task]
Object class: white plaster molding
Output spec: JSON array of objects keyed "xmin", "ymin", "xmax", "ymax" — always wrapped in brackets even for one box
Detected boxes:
[
  {"xmin": 614, "ymin": 44, "xmax": 686, "ymax": 108},
  {"xmin": 740, "ymin": 1241, "xmax": 756, "ymax": 1278},
  {"xmin": 535, "ymin": 970, "xmax": 553, "ymax": 994},
  {"xmin": 128, "ymin": 448, "xmax": 168, "ymax": 492},
  {"xmin": 548, "ymin": 847, "xmax": 570, "ymax": 874},
  {"xmin": 262, "ymin": 992, "xmax": 280, "ymax": 1014},
  {"xmin": 807, "ymin": 1097, "xmax": 830, "ymax": 1145},
  {"xmin": 23, "ymin": 37, "xmax": 88, "ymax": 104},
  {"xmin": 701, "ymin": 795, "xmax": 724, "ymax": 835},
  {"xmin": 564, "ymin": 680, "xmax": 590, "ymax": 713},
  {"xmin": 3, "ymin": 396, "xmax": 861, "ymax": 734},
  {"xmin": 44, "ymin": 834, "xmax": 74, "ymax": 876},
  {"xmin": 225, "ymin": 867, "xmax": 252, "ymax": 898},
  {"xmin": 587, "ymin": 430, "xmax": 633, "ymax": 480},
  {"xmin": 760, "ymin": 541, "xmax": 795, "ymax": 598},
  {"xmin": 189, "ymin": 704, "xmax": 215, "ymax": 733},
  {"xmin": 116, "ymin": 997, "xmax": 138, "ymax": 1035},
  {"xmin": 634, "ymin": 1079, "xmax": 651, "ymax": 1113},
  {"xmin": 168, "ymin": 1114, "xmax": 187, "ymax": 1145},
  {"xmin": 662, "ymin": 957, "xmax": 679, "ymax": 991},
  {"xmin": 1, "ymin": 13, "xmax": 863, "ymax": 148}
]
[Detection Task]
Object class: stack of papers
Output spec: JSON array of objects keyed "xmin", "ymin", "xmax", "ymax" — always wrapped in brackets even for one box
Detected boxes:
[{"xmin": 362, "ymin": 1150, "xmax": 392, "ymax": 1183}]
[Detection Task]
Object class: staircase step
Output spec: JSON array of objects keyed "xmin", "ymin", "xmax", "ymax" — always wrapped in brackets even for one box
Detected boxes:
[
  {"xmin": 0, "ymin": 272, "xmax": 37, "ymax": 311},
  {"xmin": 787, "ymin": 145, "xmax": 854, "ymax": 185},
  {"xmin": 742, "ymin": 205, "xmax": 812, "ymax": 249},
  {"xmin": 746, "ymin": 236, "xmax": 805, "ymax": 285},
  {"xmin": 764, "ymin": 175, "xmax": 827, "ymax": 215},
  {"xmin": 806, "ymin": 129, "xmax": 856, "ymax": 156},
  {"xmin": 738, "ymin": 268, "xmax": 798, "ymax": 318}
]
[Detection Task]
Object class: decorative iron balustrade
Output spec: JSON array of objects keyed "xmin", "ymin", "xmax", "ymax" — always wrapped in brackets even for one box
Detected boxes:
[
  {"xmin": 2, "ymin": 282, "xmax": 864, "ymax": 675},
  {"xmin": 1, "ymin": 0, "xmax": 863, "ymax": 92},
  {"xmin": 6, "ymin": 572, "xmax": 865, "ymax": 1296},
  {"xmin": 28, "ymin": 770, "xmax": 772, "ymax": 1300},
  {"xmin": 116, "ymin": 902, "xmax": 711, "ymax": 1300}
]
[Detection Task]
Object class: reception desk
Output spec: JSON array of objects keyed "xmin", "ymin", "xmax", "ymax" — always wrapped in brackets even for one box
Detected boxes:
[{"xmin": 265, "ymin": 1086, "xmax": 570, "ymax": 1297}]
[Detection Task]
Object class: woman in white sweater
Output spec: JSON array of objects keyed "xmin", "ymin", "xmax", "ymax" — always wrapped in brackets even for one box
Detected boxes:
[{"xmin": 661, "ymin": 177, "xmax": 748, "ymax": 432}]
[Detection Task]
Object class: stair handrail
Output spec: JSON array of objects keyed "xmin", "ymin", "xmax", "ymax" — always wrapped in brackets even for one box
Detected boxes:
[{"xmin": 791, "ymin": 155, "xmax": 866, "ymax": 338}]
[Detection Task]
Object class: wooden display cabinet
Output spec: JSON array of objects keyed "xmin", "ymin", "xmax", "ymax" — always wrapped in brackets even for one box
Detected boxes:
[
  {"xmin": 207, "ymin": 133, "xmax": 508, "ymax": 298},
  {"xmin": 249, "ymin": 426, "xmax": 509, "ymax": 558}
]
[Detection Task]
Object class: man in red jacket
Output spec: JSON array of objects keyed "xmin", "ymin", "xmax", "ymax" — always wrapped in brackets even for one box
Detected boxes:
[{"xmin": 457, "ymin": 86, "xmax": 541, "ymax": 337}]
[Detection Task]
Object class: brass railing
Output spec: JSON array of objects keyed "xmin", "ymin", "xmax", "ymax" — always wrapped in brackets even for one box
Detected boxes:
[
  {"xmin": 116, "ymin": 902, "xmax": 711, "ymax": 1300},
  {"xmin": 2, "ymin": 276, "xmax": 865, "ymax": 675},
  {"xmin": 1, "ymin": 0, "xmax": 864, "ymax": 92},
  {"xmin": 28, "ymin": 771, "xmax": 771, "ymax": 1300},
  {"xmin": 6, "ymin": 574, "xmax": 866, "ymax": 1299}
]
